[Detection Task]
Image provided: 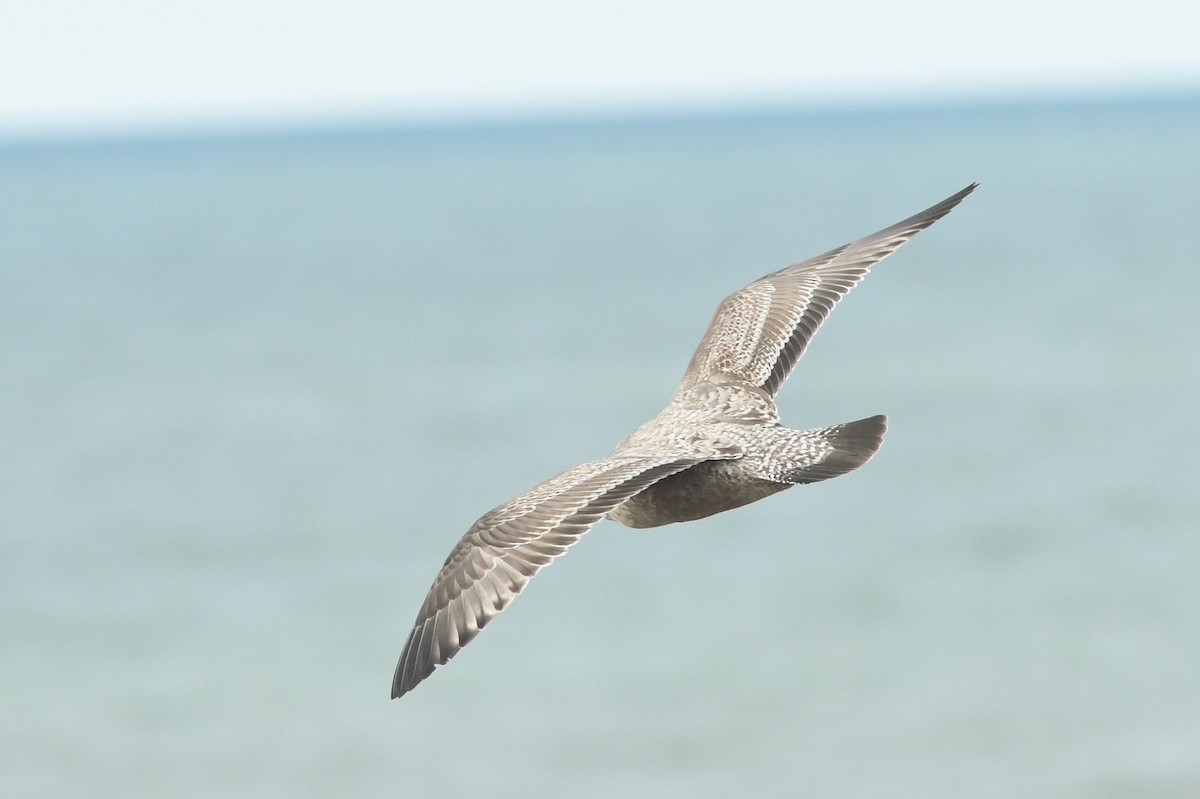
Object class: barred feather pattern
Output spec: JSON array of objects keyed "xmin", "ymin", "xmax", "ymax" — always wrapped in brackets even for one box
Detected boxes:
[
  {"xmin": 392, "ymin": 445, "xmax": 740, "ymax": 698},
  {"xmin": 681, "ymin": 184, "xmax": 977, "ymax": 396},
  {"xmin": 392, "ymin": 184, "xmax": 975, "ymax": 699}
]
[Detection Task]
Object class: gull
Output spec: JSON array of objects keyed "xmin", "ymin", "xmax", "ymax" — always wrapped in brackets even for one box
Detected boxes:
[{"xmin": 392, "ymin": 184, "xmax": 976, "ymax": 699}]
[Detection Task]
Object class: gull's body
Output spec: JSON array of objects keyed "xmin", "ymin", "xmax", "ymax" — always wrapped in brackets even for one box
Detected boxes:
[{"xmin": 392, "ymin": 184, "xmax": 975, "ymax": 699}]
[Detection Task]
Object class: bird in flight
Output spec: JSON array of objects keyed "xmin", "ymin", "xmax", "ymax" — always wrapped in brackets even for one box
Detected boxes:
[{"xmin": 392, "ymin": 184, "xmax": 976, "ymax": 699}]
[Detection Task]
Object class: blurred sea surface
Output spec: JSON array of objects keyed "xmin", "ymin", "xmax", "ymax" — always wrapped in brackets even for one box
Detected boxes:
[{"xmin": 2, "ymin": 95, "xmax": 1198, "ymax": 798}]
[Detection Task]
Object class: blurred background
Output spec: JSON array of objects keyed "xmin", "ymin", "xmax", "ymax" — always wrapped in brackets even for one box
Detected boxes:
[{"xmin": 2, "ymin": 2, "xmax": 1198, "ymax": 797}]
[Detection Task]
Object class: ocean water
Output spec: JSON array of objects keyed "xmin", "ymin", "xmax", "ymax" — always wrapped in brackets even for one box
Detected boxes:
[{"xmin": 2, "ymin": 96, "xmax": 1198, "ymax": 798}]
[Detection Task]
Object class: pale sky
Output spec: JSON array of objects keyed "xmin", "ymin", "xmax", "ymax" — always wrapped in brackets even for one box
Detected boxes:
[{"xmin": 3, "ymin": 0, "xmax": 1199, "ymax": 137}]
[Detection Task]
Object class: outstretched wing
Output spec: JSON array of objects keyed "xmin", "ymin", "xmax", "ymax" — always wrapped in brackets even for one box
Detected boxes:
[
  {"xmin": 392, "ymin": 446, "xmax": 739, "ymax": 698},
  {"xmin": 680, "ymin": 184, "xmax": 976, "ymax": 396}
]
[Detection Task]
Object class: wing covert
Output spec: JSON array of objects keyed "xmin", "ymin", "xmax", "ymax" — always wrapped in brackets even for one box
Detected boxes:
[
  {"xmin": 680, "ymin": 184, "xmax": 976, "ymax": 395},
  {"xmin": 392, "ymin": 445, "xmax": 738, "ymax": 698}
]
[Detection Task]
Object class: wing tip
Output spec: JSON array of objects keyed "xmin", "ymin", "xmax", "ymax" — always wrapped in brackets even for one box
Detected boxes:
[
  {"xmin": 391, "ymin": 622, "xmax": 438, "ymax": 700},
  {"xmin": 902, "ymin": 182, "xmax": 978, "ymax": 233},
  {"xmin": 946, "ymin": 181, "xmax": 979, "ymax": 208},
  {"xmin": 391, "ymin": 653, "xmax": 433, "ymax": 700},
  {"xmin": 391, "ymin": 649, "xmax": 414, "ymax": 700}
]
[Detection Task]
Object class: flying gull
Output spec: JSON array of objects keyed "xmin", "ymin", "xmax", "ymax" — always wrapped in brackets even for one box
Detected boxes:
[{"xmin": 392, "ymin": 184, "xmax": 976, "ymax": 699}]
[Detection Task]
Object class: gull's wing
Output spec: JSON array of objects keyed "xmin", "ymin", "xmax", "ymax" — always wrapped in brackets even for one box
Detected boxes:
[
  {"xmin": 392, "ymin": 444, "xmax": 740, "ymax": 699},
  {"xmin": 679, "ymin": 184, "xmax": 976, "ymax": 396}
]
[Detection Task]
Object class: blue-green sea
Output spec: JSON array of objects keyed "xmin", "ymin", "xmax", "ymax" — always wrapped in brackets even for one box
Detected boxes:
[{"xmin": 2, "ymin": 95, "xmax": 1198, "ymax": 798}]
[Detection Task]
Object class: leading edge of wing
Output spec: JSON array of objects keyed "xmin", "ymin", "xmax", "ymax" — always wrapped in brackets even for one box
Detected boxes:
[
  {"xmin": 391, "ymin": 443, "xmax": 740, "ymax": 699},
  {"xmin": 680, "ymin": 183, "xmax": 977, "ymax": 395}
]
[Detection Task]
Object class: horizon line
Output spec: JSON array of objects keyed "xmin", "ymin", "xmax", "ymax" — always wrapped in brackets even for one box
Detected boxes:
[{"xmin": 3, "ymin": 84, "xmax": 1198, "ymax": 151}]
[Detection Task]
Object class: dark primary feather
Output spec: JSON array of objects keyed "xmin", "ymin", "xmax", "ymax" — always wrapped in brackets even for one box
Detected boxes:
[{"xmin": 681, "ymin": 184, "xmax": 976, "ymax": 396}]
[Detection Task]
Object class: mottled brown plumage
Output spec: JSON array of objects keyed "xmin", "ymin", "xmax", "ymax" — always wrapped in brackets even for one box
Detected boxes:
[{"xmin": 392, "ymin": 184, "xmax": 976, "ymax": 699}]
